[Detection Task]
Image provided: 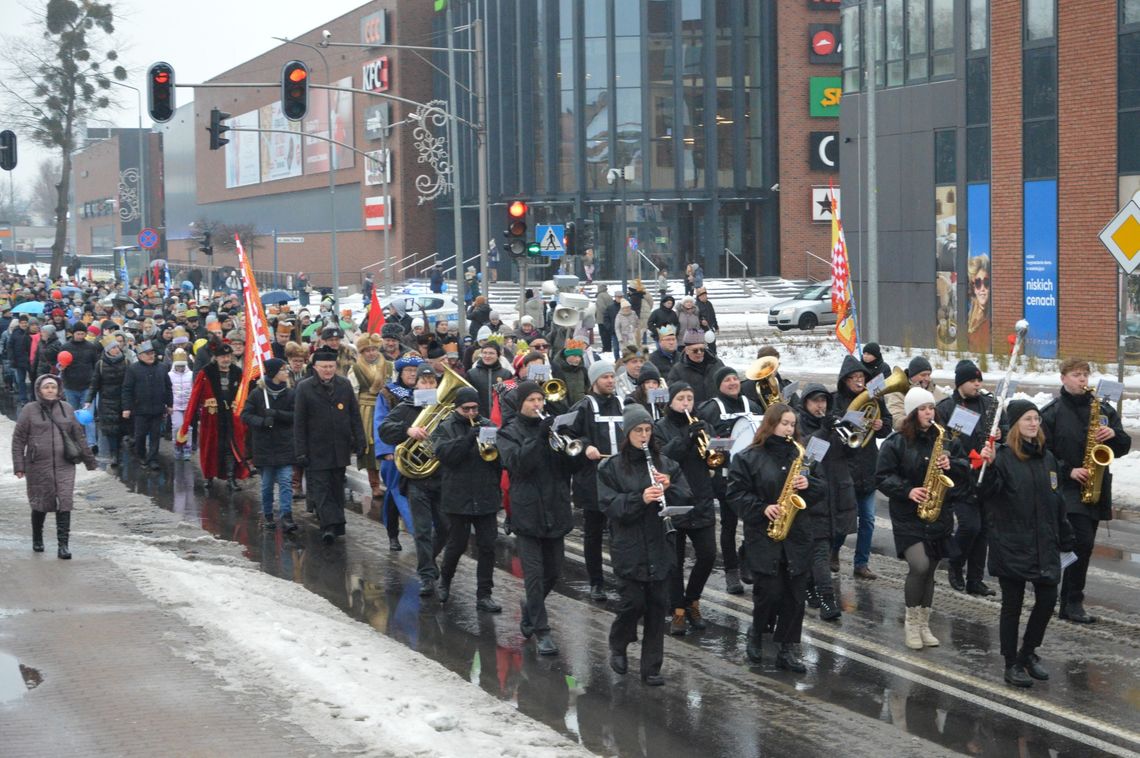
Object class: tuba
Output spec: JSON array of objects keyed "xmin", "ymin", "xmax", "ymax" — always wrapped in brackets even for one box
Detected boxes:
[
  {"xmin": 837, "ymin": 367, "xmax": 910, "ymax": 449},
  {"xmin": 767, "ymin": 437, "xmax": 808, "ymax": 542},
  {"xmin": 394, "ymin": 365, "xmax": 472, "ymax": 479},
  {"xmin": 745, "ymin": 356, "xmax": 784, "ymax": 410},
  {"xmin": 917, "ymin": 423, "xmax": 954, "ymax": 523},
  {"xmin": 1080, "ymin": 389, "xmax": 1114, "ymax": 505}
]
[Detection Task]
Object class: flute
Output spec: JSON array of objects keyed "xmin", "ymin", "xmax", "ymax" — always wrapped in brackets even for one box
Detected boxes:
[{"xmin": 642, "ymin": 443, "xmax": 676, "ymax": 535}]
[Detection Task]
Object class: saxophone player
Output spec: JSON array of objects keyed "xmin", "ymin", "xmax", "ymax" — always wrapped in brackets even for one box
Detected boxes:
[
  {"xmin": 876, "ymin": 388, "xmax": 969, "ymax": 651},
  {"xmin": 1040, "ymin": 358, "xmax": 1131, "ymax": 624},
  {"xmin": 727, "ymin": 403, "xmax": 823, "ymax": 673}
]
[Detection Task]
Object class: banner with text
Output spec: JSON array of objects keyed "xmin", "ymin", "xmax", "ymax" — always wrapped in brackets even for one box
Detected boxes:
[{"xmin": 1023, "ymin": 180, "xmax": 1058, "ymax": 358}]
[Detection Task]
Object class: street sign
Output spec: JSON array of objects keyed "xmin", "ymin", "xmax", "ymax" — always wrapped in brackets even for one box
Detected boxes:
[
  {"xmin": 277, "ymin": 236, "xmax": 305, "ymax": 244},
  {"xmin": 536, "ymin": 224, "xmax": 565, "ymax": 255},
  {"xmin": 1099, "ymin": 199, "xmax": 1140, "ymax": 274},
  {"xmin": 138, "ymin": 228, "xmax": 159, "ymax": 249}
]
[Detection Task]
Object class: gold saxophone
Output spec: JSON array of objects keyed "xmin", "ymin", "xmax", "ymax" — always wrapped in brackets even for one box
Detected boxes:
[
  {"xmin": 1080, "ymin": 390, "xmax": 1114, "ymax": 505},
  {"xmin": 917, "ymin": 422, "xmax": 954, "ymax": 523},
  {"xmin": 767, "ymin": 437, "xmax": 807, "ymax": 542}
]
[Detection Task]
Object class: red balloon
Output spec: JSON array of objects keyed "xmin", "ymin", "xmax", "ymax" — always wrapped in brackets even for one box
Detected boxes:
[{"xmin": 57, "ymin": 350, "xmax": 73, "ymax": 368}]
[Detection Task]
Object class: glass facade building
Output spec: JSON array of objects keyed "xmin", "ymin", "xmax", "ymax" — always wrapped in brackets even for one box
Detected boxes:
[{"xmin": 434, "ymin": 0, "xmax": 779, "ymax": 280}]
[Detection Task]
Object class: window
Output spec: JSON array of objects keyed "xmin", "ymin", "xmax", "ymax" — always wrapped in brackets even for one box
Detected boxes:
[
  {"xmin": 1024, "ymin": 120, "xmax": 1057, "ymax": 179},
  {"xmin": 1126, "ymin": 0, "xmax": 1140, "ymax": 25},
  {"xmin": 969, "ymin": 0, "xmax": 988, "ymax": 51},
  {"xmin": 886, "ymin": 0, "xmax": 904, "ymax": 86},
  {"xmin": 966, "ymin": 58, "xmax": 990, "ymax": 125},
  {"xmin": 1023, "ymin": 47, "xmax": 1057, "ymax": 119},
  {"xmin": 1025, "ymin": 0, "xmax": 1055, "ymax": 42},
  {"xmin": 842, "ymin": 5, "xmax": 862, "ymax": 92},
  {"xmin": 966, "ymin": 126, "xmax": 990, "ymax": 181},
  {"xmin": 1121, "ymin": 113, "xmax": 1140, "ymax": 173},
  {"xmin": 931, "ymin": 0, "xmax": 955, "ymax": 77},
  {"xmin": 1121, "ymin": 32, "xmax": 1140, "ymax": 110},
  {"xmin": 907, "ymin": 0, "xmax": 929, "ymax": 81},
  {"xmin": 934, "ymin": 129, "xmax": 956, "ymax": 184}
]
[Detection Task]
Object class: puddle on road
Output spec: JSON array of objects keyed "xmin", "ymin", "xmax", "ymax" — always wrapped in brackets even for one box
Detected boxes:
[{"xmin": 0, "ymin": 652, "xmax": 43, "ymax": 703}]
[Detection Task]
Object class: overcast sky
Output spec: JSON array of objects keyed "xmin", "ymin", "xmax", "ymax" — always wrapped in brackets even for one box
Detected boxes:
[{"xmin": 2, "ymin": 0, "xmax": 372, "ymax": 212}]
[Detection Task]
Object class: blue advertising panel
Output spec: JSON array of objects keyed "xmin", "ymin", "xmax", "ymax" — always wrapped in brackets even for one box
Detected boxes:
[
  {"xmin": 1023, "ymin": 180, "xmax": 1058, "ymax": 358},
  {"xmin": 966, "ymin": 184, "xmax": 991, "ymax": 353}
]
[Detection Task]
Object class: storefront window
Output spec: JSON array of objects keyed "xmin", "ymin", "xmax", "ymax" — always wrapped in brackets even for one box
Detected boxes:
[{"xmin": 680, "ymin": 11, "xmax": 705, "ymax": 189}]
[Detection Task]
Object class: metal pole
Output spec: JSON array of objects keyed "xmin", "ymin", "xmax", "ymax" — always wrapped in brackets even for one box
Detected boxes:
[
  {"xmin": 864, "ymin": 1, "xmax": 879, "ymax": 341},
  {"xmin": 447, "ymin": 5, "xmax": 466, "ymax": 338},
  {"xmin": 381, "ymin": 128, "xmax": 391, "ymax": 296},
  {"xmin": 1118, "ymin": 268, "xmax": 1126, "ymax": 384},
  {"xmin": 273, "ymin": 228, "xmax": 279, "ymax": 289},
  {"xmin": 136, "ymin": 87, "xmax": 146, "ymax": 240},
  {"xmin": 475, "ymin": 18, "xmax": 490, "ymax": 294},
  {"xmin": 620, "ymin": 177, "xmax": 628, "ymax": 295}
]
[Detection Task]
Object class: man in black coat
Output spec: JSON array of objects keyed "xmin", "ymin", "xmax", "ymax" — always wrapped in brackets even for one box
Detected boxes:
[
  {"xmin": 60, "ymin": 323, "xmax": 102, "ymax": 447},
  {"xmin": 240, "ymin": 358, "xmax": 297, "ymax": 532},
  {"xmin": 646, "ymin": 295, "xmax": 680, "ymax": 341},
  {"xmin": 667, "ymin": 330, "xmax": 723, "ymax": 404},
  {"xmin": 8, "ymin": 314, "xmax": 32, "ymax": 405},
  {"xmin": 378, "ymin": 364, "xmax": 450, "ymax": 597},
  {"xmin": 294, "ymin": 346, "xmax": 365, "ymax": 544},
  {"xmin": 1041, "ymin": 357, "xmax": 1132, "ymax": 624},
  {"xmin": 122, "ymin": 341, "xmax": 173, "ymax": 470},
  {"xmin": 647, "ymin": 326, "xmax": 679, "ymax": 378},
  {"xmin": 831, "ymin": 354, "xmax": 893, "ymax": 579},
  {"xmin": 565, "ymin": 360, "xmax": 625, "ymax": 600},
  {"xmin": 466, "ymin": 342, "xmax": 511, "ymax": 417},
  {"xmin": 498, "ymin": 381, "xmax": 586, "ymax": 655},
  {"xmin": 432, "ymin": 386, "xmax": 504, "ymax": 612},
  {"xmin": 935, "ymin": 359, "xmax": 1007, "ymax": 596},
  {"xmin": 697, "ymin": 365, "xmax": 763, "ymax": 594}
]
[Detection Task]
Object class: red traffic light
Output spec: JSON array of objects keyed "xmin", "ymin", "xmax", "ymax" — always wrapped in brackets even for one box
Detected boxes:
[
  {"xmin": 508, "ymin": 200, "xmax": 527, "ymax": 218},
  {"xmin": 288, "ymin": 68, "xmax": 308, "ymax": 83},
  {"xmin": 146, "ymin": 61, "xmax": 176, "ymax": 123},
  {"xmin": 153, "ymin": 71, "xmax": 170, "ymax": 85}
]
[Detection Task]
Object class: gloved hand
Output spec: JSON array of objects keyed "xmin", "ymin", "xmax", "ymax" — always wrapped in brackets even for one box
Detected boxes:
[
  {"xmin": 688, "ymin": 424, "xmax": 705, "ymax": 441},
  {"xmin": 540, "ymin": 414, "xmax": 556, "ymax": 433},
  {"xmin": 264, "ymin": 414, "xmax": 274, "ymax": 429}
]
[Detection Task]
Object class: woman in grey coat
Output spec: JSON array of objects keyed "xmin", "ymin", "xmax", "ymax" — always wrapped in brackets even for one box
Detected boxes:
[{"xmin": 12, "ymin": 374, "xmax": 97, "ymax": 559}]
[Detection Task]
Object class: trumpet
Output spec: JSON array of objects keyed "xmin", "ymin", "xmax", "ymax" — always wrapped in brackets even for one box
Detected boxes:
[
  {"xmin": 685, "ymin": 410, "xmax": 726, "ymax": 468},
  {"xmin": 469, "ymin": 416, "xmax": 499, "ymax": 462},
  {"xmin": 538, "ymin": 410, "xmax": 584, "ymax": 456}
]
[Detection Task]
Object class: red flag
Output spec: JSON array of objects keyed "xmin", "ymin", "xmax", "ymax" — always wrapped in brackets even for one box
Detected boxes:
[
  {"xmin": 233, "ymin": 236, "xmax": 275, "ymax": 417},
  {"xmin": 829, "ymin": 180, "xmax": 859, "ymax": 355},
  {"xmin": 367, "ymin": 286, "xmax": 385, "ymax": 335}
]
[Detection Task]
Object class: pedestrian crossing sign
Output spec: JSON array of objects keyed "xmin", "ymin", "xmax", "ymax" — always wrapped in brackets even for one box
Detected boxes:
[{"xmin": 536, "ymin": 224, "xmax": 565, "ymax": 258}]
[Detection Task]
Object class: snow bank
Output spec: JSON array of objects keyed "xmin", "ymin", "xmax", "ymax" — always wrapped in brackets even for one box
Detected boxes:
[{"xmin": 107, "ymin": 543, "xmax": 591, "ymax": 758}]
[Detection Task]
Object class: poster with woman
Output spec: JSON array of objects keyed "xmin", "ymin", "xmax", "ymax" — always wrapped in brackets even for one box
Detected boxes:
[{"xmin": 965, "ymin": 184, "xmax": 992, "ymax": 353}]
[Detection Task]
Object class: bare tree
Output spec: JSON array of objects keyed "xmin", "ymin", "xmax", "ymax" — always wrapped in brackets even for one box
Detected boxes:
[
  {"xmin": 0, "ymin": 180, "xmax": 32, "ymax": 226},
  {"xmin": 30, "ymin": 158, "xmax": 62, "ymax": 224},
  {"xmin": 0, "ymin": 0, "xmax": 127, "ymax": 278}
]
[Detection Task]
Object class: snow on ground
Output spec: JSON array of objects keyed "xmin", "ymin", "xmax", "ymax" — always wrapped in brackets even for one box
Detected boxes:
[{"xmin": 106, "ymin": 542, "xmax": 592, "ymax": 758}]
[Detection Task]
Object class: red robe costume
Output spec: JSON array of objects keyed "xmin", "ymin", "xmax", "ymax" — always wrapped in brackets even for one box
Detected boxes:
[{"xmin": 179, "ymin": 362, "xmax": 250, "ymax": 480}]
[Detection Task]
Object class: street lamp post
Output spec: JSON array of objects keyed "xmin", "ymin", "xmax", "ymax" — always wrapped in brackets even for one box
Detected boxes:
[{"xmin": 108, "ymin": 80, "xmax": 146, "ymax": 242}]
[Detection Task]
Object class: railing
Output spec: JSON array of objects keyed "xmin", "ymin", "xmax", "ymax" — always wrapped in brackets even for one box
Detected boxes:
[
  {"xmin": 636, "ymin": 251, "xmax": 660, "ymax": 279},
  {"xmin": 723, "ymin": 247, "xmax": 750, "ymax": 279},
  {"xmin": 804, "ymin": 249, "xmax": 831, "ymax": 283},
  {"xmin": 441, "ymin": 253, "xmax": 482, "ymax": 279}
]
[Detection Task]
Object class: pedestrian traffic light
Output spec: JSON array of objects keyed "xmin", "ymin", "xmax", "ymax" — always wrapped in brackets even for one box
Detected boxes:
[
  {"xmin": 146, "ymin": 62, "xmax": 176, "ymax": 123},
  {"xmin": 504, "ymin": 200, "xmax": 528, "ymax": 257},
  {"xmin": 563, "ymin": 221, "xmax": 578, "ymax": 256},
  {"xmin": 581, "ymin": 219, "xmax": 596, "ymax": 250},
  {"xmin": 208, "ymin": 108, "xmax": 231, "ymax": 151},
  {"xmin": 199, "ymin": 231, "xmax": 213, "ymax": 257},
  {"xmin": 0, "ymin": 130, "xmax": 16, "ymax": 171},
  {"xmin": 280, "ymin": 60, "xmax": 309, "ymax": 122}
]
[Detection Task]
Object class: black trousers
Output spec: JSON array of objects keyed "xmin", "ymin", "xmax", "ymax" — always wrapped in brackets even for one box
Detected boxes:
[
  {"xmin": 409, "ymin": 481, "xmax": 449, "ymax": 582},
  {"xmin": 671, "ymin": 524, "xmax": 716, "ymax": 608},
  {"xmin": 809, "ymin": 536, "xmax": 837, "ymax": 597},
  {"xmin": 713, "ymin": 476, "xmax": 739, "ymax": 571},
  {"xmin": 998, "ymin": 576, "xmax": 1058, "ymax": 663},
  {"xmin": 609, "ymin": 577, "xmax": 669, "ymax": 677},
  {"xmin": 751, "ymin": 566, "xmax": 808, "ymax": 644},
  {"xmin": 440, "ymin": 512, "xmax": 498, "ymax": 599},
  {"xmin": 133, "ymin": 413, "xmax": 164, "ymax": 464},
  {"xmin": 1061, "ymin": 512, "xmax": 1098, "ymax": 606},
  {"xmin": 583, "ymin": 509, "xmax": 608, "ymax": 587},
  {"xmin": 951, "ymin": 500, "xmax": 987, "ymax": 583},
  {"xmin": 517, "ymin": 534, "xmax": 564, "ymax": 633},
  {"xmin": 307, "ymin": 467, "xmax": 347, "ymax": 535}
]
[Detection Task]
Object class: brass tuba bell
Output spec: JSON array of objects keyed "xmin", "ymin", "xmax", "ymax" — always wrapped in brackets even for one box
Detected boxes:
[
  {"xmin": 394, "ymin": 365, "xmax": 473, "ymax": 479},
  {"xmin": 542, "ymin": 378, "xmax": 567, "ymax": 403},
  {"xmin": 746, "ymin": 355, "xmax": 784, "ymax": 410},
  {"xmin": 838, "ymin": 366, "xmax": 910, "ymax": 448}
]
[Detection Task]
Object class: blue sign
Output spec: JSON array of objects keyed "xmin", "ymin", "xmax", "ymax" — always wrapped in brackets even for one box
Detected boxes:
[
  {"xmin": 1023, "ymin": 180, "xmax": 1058, "ymax": 358},
  {"xmin": 536, "ymin": 225, "xmax": 565, "ymax": 258},
  {"xmin": 138, "ymin": 227, "xmax": 159, "ymax": 249}
]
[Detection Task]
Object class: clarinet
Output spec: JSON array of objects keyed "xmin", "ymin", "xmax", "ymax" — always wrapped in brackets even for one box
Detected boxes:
[{"xmin": 642, "ymin": 443, "xmax": 676, "ymax": 535}]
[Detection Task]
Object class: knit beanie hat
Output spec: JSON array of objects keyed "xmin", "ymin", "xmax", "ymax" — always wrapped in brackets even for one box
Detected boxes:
[
  {"xmin": 637, "ymin": 362, "xmax": 662, "ymax": 385},
  {"xmin": 564, "ymin": 339, "xmax": 586, "ymax": 358},
  {"xmin": 515, "ymin": 381, "xmax": 543, "ymax": 402},
  {"xmin": 1005, "ymin": 399, "xmax": 1039, "ymax": 427},
  {"xmin": 454, "ymin": 387, "xmax": 479, "ymax": 407},
  {"xmin": 263, "ymin": 358, "xmax": 286, "ymax": 380},
  {"xmin": 668, "ymin": 381, "xmax": 693, "ymax": 402},
  {"xmin": 395, "ymin": 354, "xmax": 424, "ymax": 372},
  {"xmin": 714, "ymin": 365, "xmax": 738, "ymax": 392},
  {"xmin": 476, "ymin": 325, "xmax": 492, "ymax": 342},
  {"xmin": 904, "ymin": 386, "xmax": 936, "ymax": 416},
  {"xmin": 622, "ymin": 403, "xmax": 653, "ymax": 435},
  {"xmin": 682, "ymin": 329, "xmax": 704, "ymax": 346},
  {"xmin": 954, "ymin": 359, "xmax": 983, "ymax": 387},
  {"xmin": 862, "ymin": 342, "xmax": 883, "ymax": 362},
  {"xmin": 588, "ymin": 360, "xmax": 615, "ymax": 386},
  {"xmin": 907, "ymin": 356, "xmax": 933, "ymax": 378}
]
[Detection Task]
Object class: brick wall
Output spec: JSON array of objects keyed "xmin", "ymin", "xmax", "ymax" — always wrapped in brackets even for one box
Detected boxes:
[
  {"xmin": 74, "ymin": 138, "xmax": 122, "ymax": 254},
  {"xmin": 776, "ymin": 1, "xmax": 840, "ymax": 281},
  {"xmin": 1057, "ymin": 1, "xmax": 1118, "ymax": 360}
]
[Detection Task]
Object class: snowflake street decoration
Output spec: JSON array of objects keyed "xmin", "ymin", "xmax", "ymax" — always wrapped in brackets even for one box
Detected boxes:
[
  {"xmin": 413, "ymin": 99, "xmax": 453, "ymax": 205},
  {"xmin": 118, "ymin": 167, "xmax": 141, "ymax": 223}
]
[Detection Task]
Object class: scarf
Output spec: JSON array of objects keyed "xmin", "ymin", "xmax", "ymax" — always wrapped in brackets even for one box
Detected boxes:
[{"xmin": 386, "ymin": 380, "xmax": 412, "ymax": 402}]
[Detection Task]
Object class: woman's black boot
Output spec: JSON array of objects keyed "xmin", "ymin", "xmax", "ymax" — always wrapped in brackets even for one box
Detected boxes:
[
  {"xmin": 32, "ymin": 511, "xmax": 46, "ymax": 553},
  {"xmin": 56, "ymin": 511, "xmax": 72, "ymax": 560}
]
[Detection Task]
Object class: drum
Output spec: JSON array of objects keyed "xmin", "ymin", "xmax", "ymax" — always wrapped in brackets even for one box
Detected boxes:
[{"xmin": 729, "ymin": 415, "xmax": 762, "ymax": 458}]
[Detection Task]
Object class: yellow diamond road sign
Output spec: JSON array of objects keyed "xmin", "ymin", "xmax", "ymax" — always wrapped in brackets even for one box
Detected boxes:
[{"xmin": 1099, "ymin": 199, "xmax": 1140, "ymax": 274}]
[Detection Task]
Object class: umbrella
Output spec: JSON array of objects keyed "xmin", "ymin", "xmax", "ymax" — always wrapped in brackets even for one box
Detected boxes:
[
  {"xmin": 59, "ymin": 286, "xmax": 82, "ymax": 295},
  {"xmin": 11, "ymin": 301, "xmax": 45, "ymax": 315},
  {"xmin": 261, "ymin": 290, "xmax": 293, "ymax": 306},
  {"xmin": 302, "ymin": 319, "xmax": 353, "ymax": 339}
]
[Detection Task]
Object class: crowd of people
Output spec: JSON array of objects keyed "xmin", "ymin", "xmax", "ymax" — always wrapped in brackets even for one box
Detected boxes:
[{"xmin": 2, "ymin": 262, "xmax": 1126, "ymax": 690}]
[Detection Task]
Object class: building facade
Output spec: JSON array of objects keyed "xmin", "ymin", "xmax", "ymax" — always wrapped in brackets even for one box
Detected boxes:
[{"xmin": 839, "ymin": 0, "xmax": 1140, "ymax": 359}]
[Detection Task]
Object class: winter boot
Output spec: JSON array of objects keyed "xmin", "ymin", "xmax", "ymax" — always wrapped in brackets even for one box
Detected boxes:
[
  {"xmin": 1018, "ymin": 648, "xmax": 1049, "ymax": 681},
  {"xmin": 280, "ymin": 513, "xmax": 298, "ymax": 534},
  {"xmin": 806, "ymin": 583, "xmax": 822, "ymax": 609},
  {"xmin": 903, "ymin": 607, "xmax": 923, "ymax": 650},
  {"xmin": 776, "ymin": 643, "xmax": 806, "ymax": 673},
  {"xmin": 819, "ymin": 592, "xmax": 842, "ymax": 621},
  {"xmin": 669, "ymin": 608, "xmax": 688, "ymax": 636},
  {"xmin": 948, "ymin": 564, "xmax": 966, "ymax": 592},
  {"xmin": 536, "ymin": 633, "xmax": 559, "ymax": 656},
  {"xmin": 724, "ymin": 569, "xmax": 744, "ymax": 595},
  {"xmin": 32, "ymin": 511, "xmax": 46, "ymax": 553},
  {"xmin": 1004, "ymin": 661, "xmax": 1033, "ymax": 688},
  {"xmin": 918, "ymin": 607, "xmax": 940, "ymax": 647},
  {"xmin": 589, "ymin": 583, "xmax": 607, "ymax": 602},
  {"xmin": 685, "ymin": 600, "xmax": 708, "ymax": 630},
  {"xmin": 56, "ymin": 511, "xmax": 72, "ymax": 560},
  {"xmin": 263, "ymin": 513, "xmax": 277, "ymax": 529},
  {"xmin": 745, "ymin": 626, "xmax": 763, "ymax": 665}
]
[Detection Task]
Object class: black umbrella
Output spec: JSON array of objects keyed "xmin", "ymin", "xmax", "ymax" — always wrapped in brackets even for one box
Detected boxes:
[{"xmin": 261, "ymin": 290, "xmax": 293, "ymax": 305}]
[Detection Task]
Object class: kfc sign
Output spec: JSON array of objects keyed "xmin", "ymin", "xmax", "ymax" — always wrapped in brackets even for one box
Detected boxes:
[
  {"xmin": 360, "ymin": 10, "xmax": 388, "ymax": 47},
  {"xmin": 363, "ymin": 57, "xmax": 391, "ymax": 93}
]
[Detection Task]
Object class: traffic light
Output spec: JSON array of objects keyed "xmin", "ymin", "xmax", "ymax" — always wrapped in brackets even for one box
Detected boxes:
[
  {"xmin": 504, "ymin": 200, "xmax": 528, "ymax": 257},
  {"xmin": 563, "ymin": 221, "xmax": 578, "ymax": 256},
  {"xmin": 208, "ymin": 108, "xmax": 231, "ymax": 151},
  {"xmin": 0, "ymin": 130, "xmax": 16, "ymax": 171},
  {"xmin": 280, "ymin": 60, "xmax": 309, "ymax": 121},
  {"xmin": 199, "ymin": 231, "xmax": 213, "ymax": 257},
  {"xmin": 581, "ymin": 219, "xmax": 596, "ymax": 250},
  {"xmin": 147, "ymin": 62, "xmax": 176, "ymax": 123}
]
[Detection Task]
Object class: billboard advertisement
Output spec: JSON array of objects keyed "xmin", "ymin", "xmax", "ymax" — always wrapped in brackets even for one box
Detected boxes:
[
  {"xmin": 965, "ymin": 184, "xmax": 991, "ymax": 353},
  {"xmin": 224, "ymin": 109, "xmax": 261, "ymax": 188},
  {"xmin": 304, "ymin": 76, "xmax": 355, "ymax": 174},
  {"xmin": 934, "ymin": 185, "xmax": 958, "ymax": 350},
  {"xmin": 1023, "ymin": 180, "xmax": 1059, "ymax": 358},
  {"xmin": 259, "ymin": 102, "xmax": 302, "ymax": 182}
]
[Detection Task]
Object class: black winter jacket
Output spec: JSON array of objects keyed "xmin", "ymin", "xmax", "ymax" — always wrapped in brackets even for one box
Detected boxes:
[
  {"xmin": 60, "ymin": 339, "xmax": 101, "ymax": 392},
  {"xmin": 467, "ymin": 360, "xmax": 512, "ymax": 418},
  {"xmin": 797, "ymin": 386, "xmax": 857, "ymax": 539},
  {"xmin": 598, "ymin": 446, "xmax": 692, "ymax": 582},
  {"xmin": 566, "ymin": 392, "xmax": 625, "ymax": 511},
  {"xmin": 832, "ymin": 355, "xmax": 892, "ymax": 495},
  {"xmin": 240, "ymin": 382, "xmax": 296, "ymax": 467},
  {"xmin": 667, "ymin": 353, "xmax": 723, "ymax": 405},
  {"xmin": 552, "ymin": 354, "xmax": 590, "ymax": 408},
  {"xmin": 727, "ymin": 436, "xmax": 825, "ymax": 577},
  {"xmin": 653, "ymin": 408, "xmax": 716, "ymax": 530},
  {"xmin": 647, "ymin": 347, "xmax": 678, "ymax": 378},
  {"xmin": 35, "ymin": 336, "xmax": 63, "ymax": 380},
  {"xmin": 377, "ymin": 399, "xmax": 440, "ymax": 494},
  {"xmin": 431, "ymin": 411, "xmax": 502, "ymax": 516},
  {"xmin": 122, "ymin": 359, "xmax": 173, "ymax": 416},
  {"xmin": 85, "ymin": 354, "xmax": 129, "ymax": 432},
  {"xmin": 696, "ymin": 297, "xmax": 719, "ymax": 332},
  {"xmin": 1040, "ymin": 389, "xmax": 1132, "ymax": 520},
  {"xmin": 875, "ymin": 425, "xmax": 969, "ymax": 558},
  {"xmin": 935, "ymin": 389, "xmax": 1007, "ymax": 509},
  {"xmin": 293, "ymin": 375, "xmax": 364, "ymax": 470},
  {"xmin": 647, "ymin": 305, "xmax": 680, "ymax": 339},
  {"xmin": 8, "ymin": 326, "xmax": 31, "ymax": 370},
  {"xmin": 499, "ymin": 412, "xmax": 585, "ymax": 538},
  {"xmin": 977, "ymin": 440, "xmax": 1075, "ymax": 582}
]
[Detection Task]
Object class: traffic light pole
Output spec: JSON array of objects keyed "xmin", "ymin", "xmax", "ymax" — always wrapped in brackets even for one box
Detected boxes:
[{"xmin": 445, "ymin": 5, "xmax": 466, "ymax": 338}]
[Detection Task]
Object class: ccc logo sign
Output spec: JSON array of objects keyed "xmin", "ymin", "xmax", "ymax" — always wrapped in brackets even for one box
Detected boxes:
[{"xmin": 361, "ymin": 11, "xmax": 387, "ymax": 46}]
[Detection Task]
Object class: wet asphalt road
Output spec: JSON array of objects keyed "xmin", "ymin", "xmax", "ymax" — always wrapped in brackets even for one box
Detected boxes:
[{"xmin": 84, "ymin": 443, "xmax": 1140, "ymax": 758}]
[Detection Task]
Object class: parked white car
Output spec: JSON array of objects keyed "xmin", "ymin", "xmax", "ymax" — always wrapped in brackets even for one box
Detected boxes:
[{"xmin": 767, "ymin": 284, "xmax": 837, "ymax": 331}]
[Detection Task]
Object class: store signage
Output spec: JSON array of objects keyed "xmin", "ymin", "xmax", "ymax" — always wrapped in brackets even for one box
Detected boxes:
[
  {"xmin": 362, "ymin": 56, "xmax": 391, "ymax": 93},
  {"xmin": 809, "ymin": 24, "xmax": 842, "ymax": 64},
  {"xmin": 360, "ymin": 10, "xmax": 388, "ymax": 47},
  {"xmin": 364, "ymin": 103, "xmax": 391, "ymax": 141},
  {"xmin": 812, "ymin": 187, "xmax": 840, "ymax": 222},
  {"xmin": 809, "ymin": 77, "xmax": 842, "ymax": 117},
  {"xmin": 807, "ymin": 0, "xmax": 841, "ymax": 9},
  {"xmin": 810, "ymin": 132, "xmax": 839, "ymax": 171}
]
